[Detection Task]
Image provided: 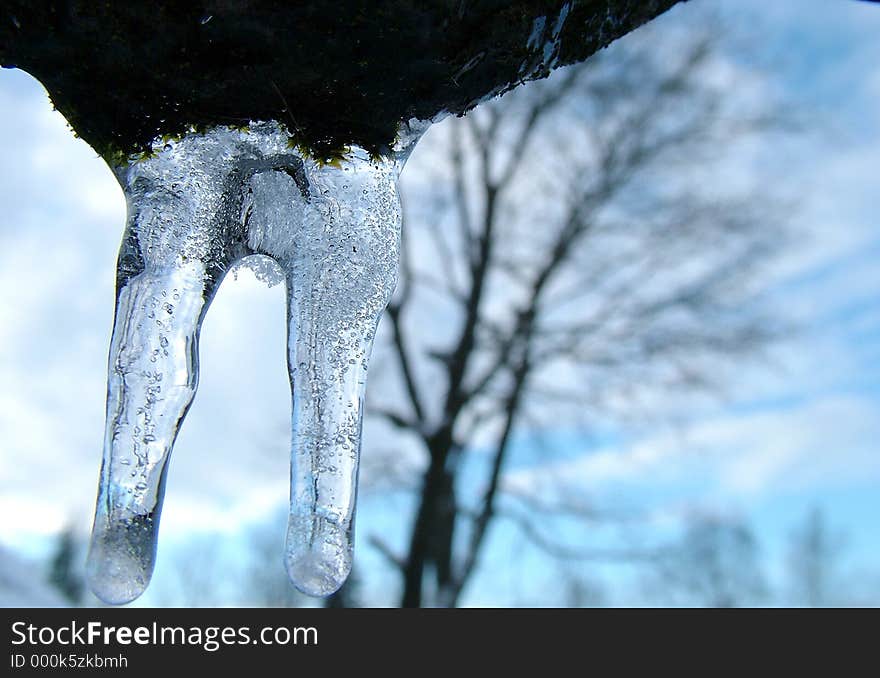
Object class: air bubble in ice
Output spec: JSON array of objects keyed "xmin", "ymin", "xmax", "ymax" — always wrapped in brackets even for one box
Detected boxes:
[{"xmin": 86, "ymin": 119, "xmax": 429, "ymax": 603}]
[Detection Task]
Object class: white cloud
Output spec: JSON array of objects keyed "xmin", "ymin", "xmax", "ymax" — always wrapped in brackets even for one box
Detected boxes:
[{"xmin": 505, "ymin": 393, "xmax": 880, "ymax": 508}]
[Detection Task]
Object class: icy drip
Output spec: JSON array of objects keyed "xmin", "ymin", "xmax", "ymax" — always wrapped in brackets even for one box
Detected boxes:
[
  {"xmin": 519, "ymin": 2, "xmax": 571, "ymax": 77},
  {"xmin": 86, "ymin": 121, "xmax": 426, "ymax": 604}
]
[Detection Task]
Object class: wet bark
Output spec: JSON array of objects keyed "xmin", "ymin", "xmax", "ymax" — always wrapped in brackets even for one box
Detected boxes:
[{"xmin": 0, "ymin": 1, "xmax": 681, "ymax": 160}]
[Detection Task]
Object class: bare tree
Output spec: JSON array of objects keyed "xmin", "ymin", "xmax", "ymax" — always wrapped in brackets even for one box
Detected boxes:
[
  {"xmin": 47, "ymin": 524, "xmax": 85, "ymax": 606},
  {"xmin": 557, "ymin": 565, "xmax": 607, "ymax": 608},
  {"xmin": 645, "ymin": 514, "xmax": 767, "ymax": 607},
  {"xmin": 360, "ymin": 17, "xmax": 790, "ymax": 607},
  {"xmin": 787, "ymin": 507, "xmax": 843, "ymax": 607}
]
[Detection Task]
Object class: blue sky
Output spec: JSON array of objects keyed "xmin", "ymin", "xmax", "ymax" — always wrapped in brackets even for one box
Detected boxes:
[
  {"xmin": 457, "ymin": 0, "xmax": 880, "ymax": 604},
  {"xmin": 0, "ymin": 0, "xmax": 878, "ymax": 606}
]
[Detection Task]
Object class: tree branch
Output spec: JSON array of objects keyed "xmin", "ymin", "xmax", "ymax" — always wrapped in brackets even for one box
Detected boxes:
[
  {"xmin": 499, "ymin": 510, "xmax": 665, "ymax": 562},
  {"xmin": 366, "ymin": 405, "xmax": 420, "ymax": 432},
  {"xmin": 386, "ymin": 228, "xmax": 428, "ymax": 428},
  {"xmin": 368, "ymin": 535, "xmax": 406, "ymax": 572},
  {"xmin": 449, "ymin": 123, "xmax": 478, "ymax": 272},
  {"xmin": 446, "ymin": 333, "xmax": 532, "ymax": 605},
  {"xmin": 496, "ymin": 67, "xmax": 582, "ymax": 189}
]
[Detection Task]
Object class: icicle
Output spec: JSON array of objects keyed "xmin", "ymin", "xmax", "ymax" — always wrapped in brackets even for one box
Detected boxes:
[{"xmin": 86, "ymin": 121, "xmax": 427, "ymax": 604}]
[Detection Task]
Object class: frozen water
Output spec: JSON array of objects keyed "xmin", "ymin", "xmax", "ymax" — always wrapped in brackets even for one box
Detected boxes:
[
  {"xmin": 519, "ymin": 2, "xmax": 572, "ymax": 76},
  {"xmin": 86, "ymin": 120, "xmax": 427, "ymax": 603}
]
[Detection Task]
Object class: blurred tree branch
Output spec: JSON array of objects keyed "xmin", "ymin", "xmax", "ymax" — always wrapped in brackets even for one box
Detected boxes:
[{"xmin": 365, "ymin": 16, "xmax": 794, "ymax": 607}]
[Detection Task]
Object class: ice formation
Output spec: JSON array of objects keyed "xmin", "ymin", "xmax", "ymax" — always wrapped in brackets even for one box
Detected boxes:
[{"xmin": 86, "ymin": 120, "xmax": 426, "ymax": 604}]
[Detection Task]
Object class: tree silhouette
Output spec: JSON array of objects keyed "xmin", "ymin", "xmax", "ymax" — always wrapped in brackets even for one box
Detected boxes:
[
  {"xmin": 47, "ymin": 525, "xmax": 84, "ymax": 605},
  {"xmin": 646, "ymin": 514, "xmax": 766, "ymax": 607},
  {"xmin": 788, "ymin": 507, "xmax": 843, "ymax": 607},
  {"xmin": 360, "ymin": 16, "xmax": 791, "ymax": 607}
]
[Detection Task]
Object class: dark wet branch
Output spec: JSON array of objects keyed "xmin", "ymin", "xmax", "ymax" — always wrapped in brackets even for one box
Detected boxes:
[{"xmin": 0, "ymin": 1, "xmax": 683, "ymax": 160}]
